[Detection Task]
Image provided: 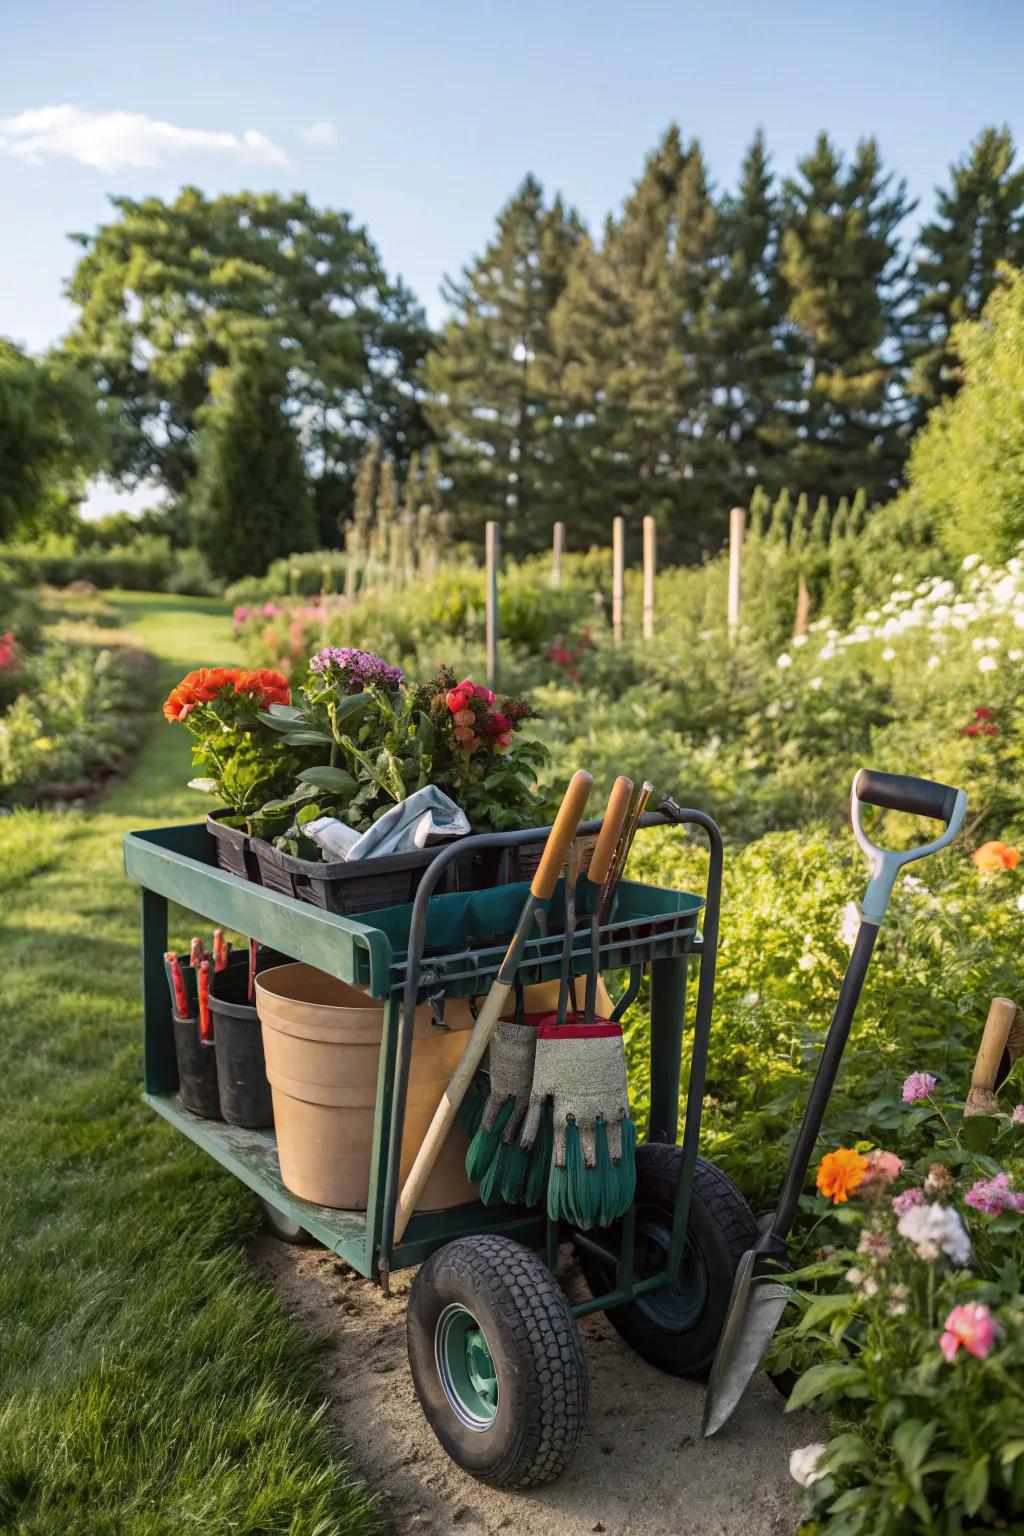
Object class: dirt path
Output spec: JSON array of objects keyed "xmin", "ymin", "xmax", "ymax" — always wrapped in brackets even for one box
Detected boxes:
[{"xmin": 256, "ymin": 1235, "xmax": 820, "ymax": 1536}]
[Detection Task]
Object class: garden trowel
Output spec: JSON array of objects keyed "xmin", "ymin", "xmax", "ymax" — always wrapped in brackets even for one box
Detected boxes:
[{"xmin": 702, "ymin": 768, "xmax": 967, "ymax": 1437}]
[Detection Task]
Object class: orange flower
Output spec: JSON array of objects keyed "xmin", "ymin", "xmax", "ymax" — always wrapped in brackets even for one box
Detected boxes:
[
  {"xmin": 973, "ymin": 841, "xmax": 1019, "ymax": 872},
  {"xmin": 234, "ymin": 668, "xmax": 291, "ymax": 708},
  {"xmin": 816, "ymin": 1147, "xmax": 869, "ymax": 1205},
  {"xmin": 162, "ymin": 666, "xmax": 289, "ymax": 723}
]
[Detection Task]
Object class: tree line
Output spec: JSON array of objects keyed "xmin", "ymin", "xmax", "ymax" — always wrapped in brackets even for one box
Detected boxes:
[{"xmin": 2, "ymin": 124, "xmax": 1023, "ymax": 577}]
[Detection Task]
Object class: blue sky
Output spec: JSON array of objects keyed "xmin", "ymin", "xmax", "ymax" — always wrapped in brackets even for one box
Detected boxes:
[{"xmin": 4, "ymin": 0, "xmax": 1024, "ymax": 511}]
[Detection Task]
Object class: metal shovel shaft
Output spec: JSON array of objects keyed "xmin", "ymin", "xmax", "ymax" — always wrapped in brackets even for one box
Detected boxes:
[{"xmin": 702, "ymin": 918, "xmax": 878, "ymax": 1436}]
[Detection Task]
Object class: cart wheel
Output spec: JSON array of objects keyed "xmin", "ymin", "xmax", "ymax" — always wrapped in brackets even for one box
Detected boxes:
[
  {"xmin": 261, "ymin": 1198, "xmax": 317, "ymax": 1246},
  {"xmin": 407, "ymin": 1234, "xmax": 588, "ymax": 1487},
  {"xmin": 576, "ymin": 1145, "xmax": 756, "ymax": 1380}
]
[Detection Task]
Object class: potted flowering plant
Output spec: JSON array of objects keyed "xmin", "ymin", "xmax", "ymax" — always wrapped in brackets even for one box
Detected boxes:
[
  {"xmin": 777, "ymin": 1070, "xmax": 1024, "ymax": 1532},
  {"xmin": 255, "ymin": 653, "xmax": 549, "ymax": 858},
  {"xmin": 162, "ymin": 666, "xmax": 315, "ymax": 870}
]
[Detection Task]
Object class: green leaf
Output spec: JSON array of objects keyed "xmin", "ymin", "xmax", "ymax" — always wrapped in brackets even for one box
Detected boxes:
[
  {"xmin": 1001, "ymin": 1439, "xmax": 1024, "ymax": 1466},
  {"xmin": 279, "ymin": 729, "xmax": 334, "ymax": 746},
  {"xmin": 819, "ymin": 1432, "xmax": 871, "ymax": 1474},
  {"xmin": 961, "ymin": 1114, "xmax": 999, "ymax": 1152},
  {"xmin": 786, "ymin": 1362, "xmax": 866, "ymax": 1411},
  {"xmin": 962, "ymin": 1453, "xmax": 989, "ymax": 1517},
  {"xmin": 798, "ymin": 1292, "xmax": 857, "ymax": 1332},
  {"xmin": 892, "ymin": 1418, "xmax": 935, "ymax": 1476},
  {"xmin": 297, "ymin": 766, "xmax": 358, "ymax": 795}
]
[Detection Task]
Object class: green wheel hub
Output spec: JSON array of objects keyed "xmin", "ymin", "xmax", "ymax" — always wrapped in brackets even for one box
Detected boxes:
[{"xmin": 435, "ymin": 1303, "xmax": 498, "ymax": 1430}]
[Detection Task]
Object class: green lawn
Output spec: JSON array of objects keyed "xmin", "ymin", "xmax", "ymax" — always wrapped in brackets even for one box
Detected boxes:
[{"xmin": 0, "ymin": 594, "xmax": 378, "ymax": 1535}]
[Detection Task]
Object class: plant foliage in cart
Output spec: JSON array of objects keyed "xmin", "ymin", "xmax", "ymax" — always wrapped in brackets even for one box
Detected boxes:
[{"xmin": 251, "ymin": 654, "xmax": 548, "ymax": 852}]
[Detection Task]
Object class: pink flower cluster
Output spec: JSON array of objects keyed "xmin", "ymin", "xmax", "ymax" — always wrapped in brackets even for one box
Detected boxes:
[
  {"xmin": 0, "ymin": 629, "xmax": 18, "ymax": 674},
  {"xmin": 940, "ymin": 1302, "xmax": 1000, "ymax": 1362},
  {"xmin": 902, "ymin": 1071, "xmax": 937, "ymax": 1103},
  {"xmin": 964, "ymin": 1171, "xmax": 1024, "ymax": 1215}
]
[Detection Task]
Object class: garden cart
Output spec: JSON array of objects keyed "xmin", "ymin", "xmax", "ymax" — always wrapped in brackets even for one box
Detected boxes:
[{"xmin": 124, "ymin": 766, "xmax": 965, "ymax": 1487}]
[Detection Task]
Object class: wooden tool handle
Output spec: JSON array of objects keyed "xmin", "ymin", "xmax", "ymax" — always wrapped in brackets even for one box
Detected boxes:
[
  {"xmin": 588, "ymin": 776, "xmax": 633, "ymax": 887},
  {"xmin": 530, "ymin": 770, "xmax": 593, "ymax": 899},
  {"xmin": 394, "ymin": 981, "xmax": 513, "ymax": 1242},
  {"xmin": 965, "ymin": 996, "xmax": 1016, "ymax": 1116}
]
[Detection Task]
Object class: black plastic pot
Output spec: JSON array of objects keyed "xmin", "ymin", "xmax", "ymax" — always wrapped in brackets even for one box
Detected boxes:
[
  {"xmin": 210, "ymin": 960, "xmax": 276, "ymax": 1127},
  {"xmin": 206, "ymin": 810, "xmax": 263, "ymax": 883},
  {"xmin": 172, "ymin": 1011, "xmax": 221, "ymax": 1119},
  {"xmin": 250, "ymin": 831, "xmax": 600, "ymax": 917}
]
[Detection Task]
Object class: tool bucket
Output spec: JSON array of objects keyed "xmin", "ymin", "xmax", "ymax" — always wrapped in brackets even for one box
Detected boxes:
[
  {"xmin": 172, "ymin": 1011, "xmax": 220, "ymax": 1119},
  {"xmin": 255, "ymin": 963, "xmax": 477, "ymax": 1212},
  {"xmin": 209, "ymin": 965, "xmax": 275, "ymax": 1128}
]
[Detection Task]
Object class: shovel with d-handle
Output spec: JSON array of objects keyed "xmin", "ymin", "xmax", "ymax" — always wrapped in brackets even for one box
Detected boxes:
[
  {"xmin": 393, "ymin": 770, "xmax": 594, "ymax": 1245},
  {"xmin": 702, "ymin": 768, "xmax": 967, "ymax": 1438}
]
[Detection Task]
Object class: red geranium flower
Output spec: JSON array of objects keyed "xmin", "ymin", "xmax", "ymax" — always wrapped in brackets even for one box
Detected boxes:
[
  {"xmin": 975, "ymin": 707, "xmax": 994, "ymax": 720},
  {"xmin": 484, "ymin": 711, "xmax": 511, "ymax": 737},
  {"xmin": 962, "ymin": 723, "xmax": 980, "ymax": 736}
]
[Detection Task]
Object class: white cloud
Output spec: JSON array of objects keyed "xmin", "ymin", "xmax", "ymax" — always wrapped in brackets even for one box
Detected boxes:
[
  {"xmin": 0, "ymin": 105, "xmax": 289, "ymax": 172},
  {"xmin": 301, "ymin": 120, "xmax": 338, "ymax": 147}
]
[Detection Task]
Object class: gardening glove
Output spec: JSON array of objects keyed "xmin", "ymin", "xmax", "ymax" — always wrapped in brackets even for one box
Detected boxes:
[
  {"xmin": 520, "ymin": 1016, "xmax": 631, "ymax": 1166},
  {"xmin": 480, "ymin": 1016, "xmax": 537, "ymax": 1145}
]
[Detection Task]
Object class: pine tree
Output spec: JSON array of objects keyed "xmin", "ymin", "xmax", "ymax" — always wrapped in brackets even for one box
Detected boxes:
[
  {"xmin": 706, "ymin": 132, "xmax": 800, "ymax": 500},
  {"xmin": 781, "ymin": 134, "xmax": 914, "ymax": 503},
  {"xmin": 422, "ymin": 176, "xmax": 585, "ymax": 552},
  {"xmin": 551, "ymin": 125, "xmax": 722, "ymax": 557},
  {"xmin": 907, "ymin": 127, "xmax": 1024, "ymax": 419},
  {"xmin": 191, "ymin": 348, "xmax": 314, "ymax": 583}
]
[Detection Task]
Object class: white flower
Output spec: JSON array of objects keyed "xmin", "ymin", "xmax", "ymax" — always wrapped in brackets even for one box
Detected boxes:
[
  {"xmin": 962, "ymin": 554, "xmax": 981, "ymax": 571},
  {"xmin": 861, "ymin": 1275, "xmax": 879, "ymax": 1298},
  {"xmin": 798, "ymin": 953, "xmax": 816, "ymax": 971},
  {"xmin": 1016, "ymin": 894, "xmax": 1024, "ymax": 914},
  {"xmin": 808, "ymin": 676, "xmax": 823, "ymax": 690},
  {"xmin": 790, "ymin": 1443, "xmax": 829, "ymax": 1488},
  {"xmin": 819, "ymin": 644, "xmax": 836, "ymax": 661},
  {"xmin": 926, "ymin": 655, "xmax": 940, "ymax": 669},
  {"xmin": 881, "ymin": 647, "xmax": 896, "ymax": 661},
  {"xmin": 889, "ymin": 1284, "xmax": 910, "ymax": 1317},
  {"xmin": 978, "ymin": 656, "xmax": 998, "ymax": 673},
  {"xmin": 1010, "ymin": 650, "xmax": 1022, "ymax": 662},
  {"xmin": 844, "ymin": 1267, "xmax": 864, "ymax": 1286},
  {"xmin": 793, "ymin": 634, "xmax": 808, "ymax": 647},
  {"xmin": 777, "ymin": 653, "xmax": 793, "ymax": 669},
  {"xmin": 896, "ymin": 1203, "xmax": 971, "ymax": 1266},
  {"xmin": 742, "ymin": 990, "xmax": 760, "ymax": 1008},
  {"xmin": 839, "ymin": 900, "xmax": 861, "ymax": 948}
]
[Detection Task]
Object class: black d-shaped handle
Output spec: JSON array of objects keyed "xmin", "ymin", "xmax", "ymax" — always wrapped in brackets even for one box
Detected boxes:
[{"xmin": 855, "ymin": 769, "xmax": 960, "ymax": 825}]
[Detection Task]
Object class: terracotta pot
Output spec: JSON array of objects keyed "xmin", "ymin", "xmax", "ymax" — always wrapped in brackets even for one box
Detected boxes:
[{"xmin": 255, "ymin": 963, "xmax": 477, "ymax": 1212}]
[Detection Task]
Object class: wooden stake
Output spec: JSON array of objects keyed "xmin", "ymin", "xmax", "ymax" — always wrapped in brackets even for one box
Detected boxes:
[
  {"xmin": 794, "ymin": 572, "xmax": 810, "ymax": 637},
  {"xmin": 612, "ymin": 516, "xmax": 625, "ymax": 645},
  {"xmin": 642, "ymin": 516, "xmax": 656, "ymax": 640},
  {"xmin": 965, "ymin": 997, "xmax": 1017, "ymax": 1116},
  {"xmin": 551, "ymin": 520, "xmax": 565, "ymax": 588},
  {"xmin": 727, "ymin": 506, "xmax": 744, "ymax": 639},
  {"xmin": 485, "ymin": 520, "xmax": 500, "ymax": 690}
]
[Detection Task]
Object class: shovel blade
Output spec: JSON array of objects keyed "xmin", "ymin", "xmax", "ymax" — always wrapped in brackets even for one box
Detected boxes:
[{"xmin": 702, "ymin": 1251, "xmax": 791, "ymax": 1438}]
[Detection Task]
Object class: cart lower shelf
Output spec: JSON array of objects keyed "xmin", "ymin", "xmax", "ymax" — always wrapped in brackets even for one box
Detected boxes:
[{"xmin": 144, "ymin": 1092, "xmax": 546, "ymax": 1276}]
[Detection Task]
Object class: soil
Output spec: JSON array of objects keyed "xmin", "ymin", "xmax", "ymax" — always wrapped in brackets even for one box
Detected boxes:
[{"xmin": 255, "ymin": 1234, "xmax": 823, "ymax": 1536}]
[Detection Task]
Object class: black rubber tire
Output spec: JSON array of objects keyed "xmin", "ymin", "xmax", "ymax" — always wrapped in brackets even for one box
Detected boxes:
[
  {"xmin": 261, "ymin": 1198, "xmax": 317, "ymax": 1245},
  {"xmin": 407, "ymin": 1234, "xmax": 588, "ymax": 1487},
  {"xmin": 576, "ymin": 1145, "xmax": 757, "ymax": 1379}
]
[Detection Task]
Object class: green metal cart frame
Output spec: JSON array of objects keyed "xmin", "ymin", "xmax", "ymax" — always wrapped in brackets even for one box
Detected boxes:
[{"xmin": 124, "ymin": 802, "xmax": 722, "ymax": 1314}]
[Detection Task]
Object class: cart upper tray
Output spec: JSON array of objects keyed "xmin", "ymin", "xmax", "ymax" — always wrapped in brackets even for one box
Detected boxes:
[{"xmin": 124, "ymin": 820, "xmax": 705, "ymax": 998}]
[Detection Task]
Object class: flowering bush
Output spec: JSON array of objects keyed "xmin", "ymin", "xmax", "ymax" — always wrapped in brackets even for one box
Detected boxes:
[
  {"xmin": 777, "ymin": 1080, "xmax": 1024, "ymax": 1533},
  {"xmin": 0, "ymin": 619, "xmax": 149, "ymax": 802},
  {"xmin": 162, "ymin": 665, "xmax": 310, "ymax": 832}
]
